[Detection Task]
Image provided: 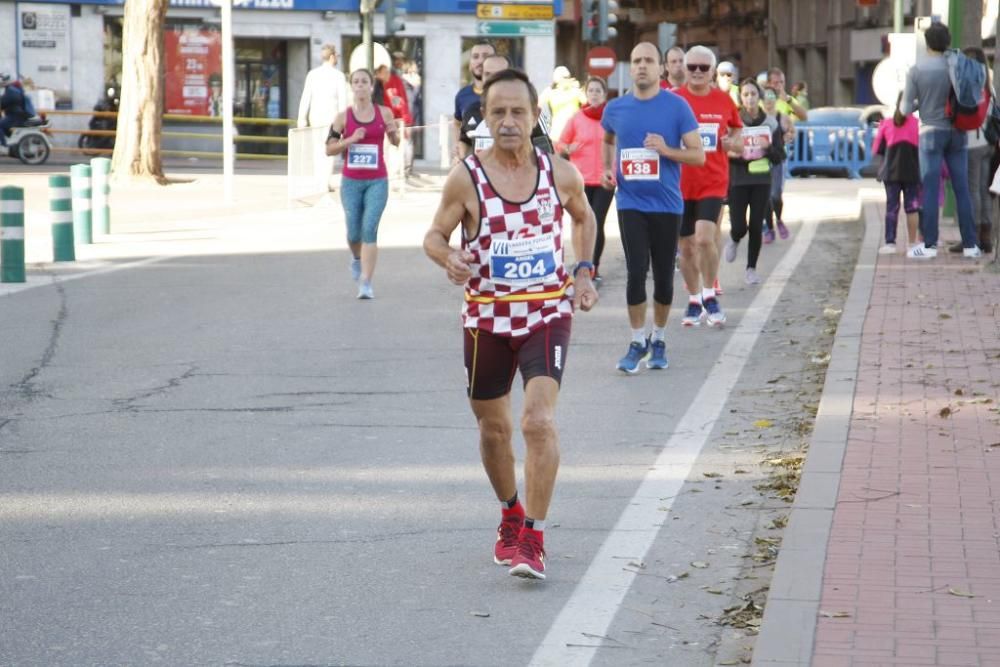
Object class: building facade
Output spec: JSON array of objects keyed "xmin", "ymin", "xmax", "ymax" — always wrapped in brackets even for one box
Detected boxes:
[
  {"xmin": 0, "ymin": 0, "xmax": 560, "ymax": 163},
  {"xmin": 557, "ymin": 0, "xmax": 993, "ymax": 107}
]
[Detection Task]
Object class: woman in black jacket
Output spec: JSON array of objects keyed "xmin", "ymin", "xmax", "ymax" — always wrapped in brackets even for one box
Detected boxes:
[{"xmin": 724, "ymin": 80, "xmax": 787, "ymax": 285}]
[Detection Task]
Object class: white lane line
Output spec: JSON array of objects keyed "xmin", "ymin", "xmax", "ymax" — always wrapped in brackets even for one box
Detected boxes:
[
  {"xmin": 530, "ymin": 216, "xmax": 821, "ymax": 667},
  {"xmin": 0, "ymin": 256, "xmax": 171, "ymax": 297}
]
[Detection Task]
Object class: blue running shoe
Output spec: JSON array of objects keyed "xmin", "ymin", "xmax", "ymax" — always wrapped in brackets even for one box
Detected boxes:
[
  {"xmin": 646, "ymin": 340, "xmax": 668, "ymax": 369},
  {"xmin": 616, "ymin": 339, "xmax": 649, "ymax": 374},
  {"xmin": 704, "ymin": 297, "xmax": 726, "ymax": 327},
  {"xmin": 681, "ymin": 301, "xmax": 704, "ymax": 327},
  {"xmin": 350, "ymin": 257, "xmax": 362, "ymax": 282}
]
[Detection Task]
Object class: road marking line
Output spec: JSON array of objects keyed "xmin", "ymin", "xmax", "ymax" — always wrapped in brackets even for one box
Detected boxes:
[
  {"xmin": 0, "ymin": 256, "xmax": 170, "ymax": 297},
  {"xmin": 530, "ymin": 216, "xmax": 821, "ymax": 667}
]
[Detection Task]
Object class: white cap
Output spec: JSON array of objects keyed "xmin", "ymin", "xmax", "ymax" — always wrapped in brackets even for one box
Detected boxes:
[
  {"xmin": 553, "ymin": 66, "xmax": 571, "ymax": 82},
  {"xmin": 717, "ymin": 61, "xmax": 736, "ymax": 75}
]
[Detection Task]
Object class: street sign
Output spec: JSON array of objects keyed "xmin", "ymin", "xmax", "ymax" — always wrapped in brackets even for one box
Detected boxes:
[
  {"xmin": 475, "ymin": 20, "xmax": 554, "ymax": 36},
  {"xmin": 586, "ymin": 45, "xmax": 616, "ymax": 77},
  {"xmin": 476, "ymin": 3, "xmax": 554, "ymax": 20}
]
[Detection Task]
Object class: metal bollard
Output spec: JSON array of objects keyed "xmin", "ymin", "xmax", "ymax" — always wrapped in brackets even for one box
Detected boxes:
[
  {"xmin": 71, "ymin": 163, "xmax": 92, "ymax": 245},
  {"xmin": 91, "ymin": 157, "xmax": 111, "ymax": 235},
  {"xmin": 1, "ymin": 186, "xmax": 26, "ymax": 283},
  {"xmin": 49, "ymin": 174, "xmax": 75, "ymax": 262}
]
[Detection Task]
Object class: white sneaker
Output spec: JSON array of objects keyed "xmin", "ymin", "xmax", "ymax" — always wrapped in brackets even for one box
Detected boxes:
[
  {"xmin": 963, "ymin": 246, "xmax": 983, "ymax": 258},
  {"xmin": 745, "ymin": 267, "xmax": 761, "ymax": 285},
  {"xmin": 907, "ymin": 244, "xmax": 937, "ymax": 259},
  {"xmin": 724, "ymin": 238, "xmax": 738, "ymax": 263},
  {"xmin": 878, "ymin": 243, "xmax": 897, "ymax": 255}
]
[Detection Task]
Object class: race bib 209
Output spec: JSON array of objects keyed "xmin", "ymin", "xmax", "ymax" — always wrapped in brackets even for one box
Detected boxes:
[{"xmin": 698, "ymin": 123, "xmax": 720, "ymax": 152}]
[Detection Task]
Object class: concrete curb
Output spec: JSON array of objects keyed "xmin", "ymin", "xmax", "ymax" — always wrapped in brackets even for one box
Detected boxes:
[{"xmin": 751, "ymin": 190, "xmax": 882, "ymax": 666}]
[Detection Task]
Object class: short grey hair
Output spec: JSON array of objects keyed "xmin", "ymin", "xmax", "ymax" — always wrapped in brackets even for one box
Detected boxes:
[{"xmin": 684, "ymin": 45, "xmax": 717, "ymax": 70}]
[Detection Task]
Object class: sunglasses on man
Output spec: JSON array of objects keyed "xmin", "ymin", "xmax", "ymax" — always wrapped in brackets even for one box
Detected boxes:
[{"xmin": 686, "ymin": 64, "xmax": 712, "ymax": 73}]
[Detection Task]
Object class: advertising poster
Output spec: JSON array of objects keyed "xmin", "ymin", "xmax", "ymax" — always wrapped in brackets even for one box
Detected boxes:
[
  {"xmin": 16, "ymin": 2, "xmax": 72, "ymax": 107},
  {"xmin": 164, "ymin": 24, "xmax": 221, "ymax": 116}
]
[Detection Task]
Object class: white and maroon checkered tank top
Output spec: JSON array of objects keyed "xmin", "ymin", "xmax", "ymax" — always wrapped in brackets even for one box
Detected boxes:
[{"xmin": 460, "ymin": 148, "xmax": 573, "ymax": 337}]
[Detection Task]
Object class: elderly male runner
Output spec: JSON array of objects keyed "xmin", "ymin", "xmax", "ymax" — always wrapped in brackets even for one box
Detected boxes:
[
  {"xmin": 675, "ymin": 45, "xmax": 742, "ymax": 328},
  {"xmin": 424, "ymin": 68, "xmax": 599, "ymax": 581},
  {"xmin": 602, "ymin": 42, "xmax": 704, "ymax": 373}
]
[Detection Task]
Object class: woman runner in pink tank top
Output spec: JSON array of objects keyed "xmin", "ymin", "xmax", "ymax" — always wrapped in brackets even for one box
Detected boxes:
[{"xmin": 326, "ymin": 68, "xmax": 400, "ymax": 299}]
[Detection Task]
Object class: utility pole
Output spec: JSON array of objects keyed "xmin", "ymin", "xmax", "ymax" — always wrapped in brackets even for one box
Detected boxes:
[
  {"xmin": 893, "ymin": 0, "xmax": 903, "ymax": 33},
  {"xmin": 221, "ymin": 0, "xmax": 234, "ymax": 201},
  {"xmin": 360, "ymin": 0, "xmax": 376, "ymax": 72}
]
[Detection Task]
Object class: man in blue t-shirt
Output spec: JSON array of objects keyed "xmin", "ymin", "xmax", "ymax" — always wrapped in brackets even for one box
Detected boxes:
[
  {"xmin": 451, "ymin": 41, "xmax": 496, "ymax": 165},
  {"xmin": 601, "ymin": 41, "xmax": 704, "ymax": 374}
]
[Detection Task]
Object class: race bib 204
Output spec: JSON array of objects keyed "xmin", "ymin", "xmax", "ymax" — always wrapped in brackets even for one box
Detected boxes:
[
  {"xmin": 620, "ymin": 147, "xmax": 660, "ymax": 181},
  {"xmin": 347, "ymin": 143, "xmax": 379, "ymax": 170},
  {"xmin": 488, "ymin": 233, "xmax": 558, "ymax": 285}
]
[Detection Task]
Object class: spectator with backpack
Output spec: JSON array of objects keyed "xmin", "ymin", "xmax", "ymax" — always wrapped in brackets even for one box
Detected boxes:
[
  {"xmin": 900, "ymin": 21, "xmax": 982, "ymax": 258},
  {"xmin": 950, "ymin": 47, "xmax": 994, "ymax": 255}
]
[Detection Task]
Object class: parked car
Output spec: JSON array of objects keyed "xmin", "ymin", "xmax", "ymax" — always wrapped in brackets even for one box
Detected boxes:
[{"xmin": 789, "ymin": 105, "xmax": 889, "ymax": 178}]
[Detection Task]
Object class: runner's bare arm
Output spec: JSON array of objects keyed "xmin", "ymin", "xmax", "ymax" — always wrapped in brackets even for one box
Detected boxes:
[
  {"xmin": 451, "ymin": 120, "xmax": 464, "ymax": 164},
  {"xmin": 325, "ymin": 111, "xmax": 353, "ymax": 156},
  {"xmin": 381, "ymin": 106, "xmax": 401, "ymax": 146},
  {"xmin": 424, "ymin": 165, "xmax": 477, "ymax": 285},
  {"xmin": 721, "ymin": 126, "xmax": 742, "ymax": 154},
  {"xmin": 644, "ymin": 129, "xmax": 705, "ymax": 166},
  {"xmin": 553, "ymin": 158, "xmax": 598, "ymax": 312},
  {"xmin": 601, "ymin": 130, "xmax": 616, "ymax": 189}
]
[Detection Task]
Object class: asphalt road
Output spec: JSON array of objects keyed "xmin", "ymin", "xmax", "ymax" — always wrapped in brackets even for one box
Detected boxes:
[{"xmin": 0, "ymin": 180, "xmax": 863, "ymax": 666}]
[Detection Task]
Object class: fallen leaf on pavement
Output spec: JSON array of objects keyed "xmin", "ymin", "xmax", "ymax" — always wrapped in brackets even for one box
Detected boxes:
[
  {"xmin": 939, "ymin": 406, "xmax": 953, "ymax": 418},
  {"xmin": 691, "ymin": 561, "xmax": 709, "ymax": 569},
  {"xmin": 819, "ymin": 610, "xmax": 852, "ymax": 618},
  {"xmin": 703, "ymin": 472, "xmax": 723, "ymax": 478},
  {"xmin": 471, "ymin": 611, "xmax": 490, "ymax": 618},
  {"xmin": 948, "ymin": 587, "xmax": 976, "ymax": 598},
  {"xmin": 753, "ymin": 419, "xmax": 774, "ymax": 429}
]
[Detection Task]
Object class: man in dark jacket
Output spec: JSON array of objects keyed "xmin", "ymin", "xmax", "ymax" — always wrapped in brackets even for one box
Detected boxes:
[{"xmin": 1, "ymin": 76, "xmax": 32, "ymax": 148}]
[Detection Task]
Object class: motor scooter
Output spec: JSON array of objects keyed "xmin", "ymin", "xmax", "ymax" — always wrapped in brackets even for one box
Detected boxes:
[
  {"xmin": 0, "ymin": 116, "xmax": 52, "ymax": 165},
  {"xmin": 78, "ymin": 87, "xmax": 118, "ymax": 155}
]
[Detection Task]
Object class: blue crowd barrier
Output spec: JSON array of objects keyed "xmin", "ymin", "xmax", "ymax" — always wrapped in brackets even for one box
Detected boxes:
[{"xmin": 787, "ymin": 125, "xmax": 875, "ymax": 179}]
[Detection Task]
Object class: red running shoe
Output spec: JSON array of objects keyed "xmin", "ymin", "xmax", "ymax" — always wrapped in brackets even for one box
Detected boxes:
[
  {"xmin": 494, "ymin": 512, "xmax": 523, "ymax": 565},
  {"xmin": 509, "ymin": 528, "xmax": 546, "ymax": 580}
]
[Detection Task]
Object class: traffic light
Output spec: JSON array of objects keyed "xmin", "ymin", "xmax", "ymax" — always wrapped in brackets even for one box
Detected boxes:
[
  {"xmin": 385, "ymin": 0, "xmax": 406, "ymax": 35},
  {"xmin": 582, "ymin": 0, "xmax": 598, "ymax": 42},
  {"xmin": 598, "ymin": 0, "xmax": 617, "ymax": 43}
]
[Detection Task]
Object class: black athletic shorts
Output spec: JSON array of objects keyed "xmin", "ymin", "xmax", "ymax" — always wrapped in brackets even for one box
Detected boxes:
[
  {"xmin": 463, "ymin": 317, "xmax": 572, "ymax": 401},
  {"xmin": 680, "ymin": 197, "xmax": 725, "ymax": 237}
]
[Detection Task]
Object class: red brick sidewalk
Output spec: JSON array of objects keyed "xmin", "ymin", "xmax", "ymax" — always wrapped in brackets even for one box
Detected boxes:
[{"xmin": 812, "ymin": 223, "xmax": 1000, "ymax": 666}]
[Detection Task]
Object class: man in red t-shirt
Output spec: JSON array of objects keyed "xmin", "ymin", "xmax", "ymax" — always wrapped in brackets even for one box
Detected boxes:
[
  {"xmin": 674, "ymin": 45, "xmax": 742, "ymax": 328},
  {"xmin": 375, "ymin": 64, "xmax": 412, "ymax": 127}
]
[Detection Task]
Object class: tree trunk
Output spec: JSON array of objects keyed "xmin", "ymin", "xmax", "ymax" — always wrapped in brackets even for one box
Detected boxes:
[{"xmin": 111, "ymin": 0, "xmax": 168, "ymax": 185}]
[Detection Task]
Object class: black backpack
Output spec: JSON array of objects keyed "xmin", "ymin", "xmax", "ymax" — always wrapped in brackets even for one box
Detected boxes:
[{"xmin": 983, "ymin": 92, "xmax": 1000, "ymax": 145}]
